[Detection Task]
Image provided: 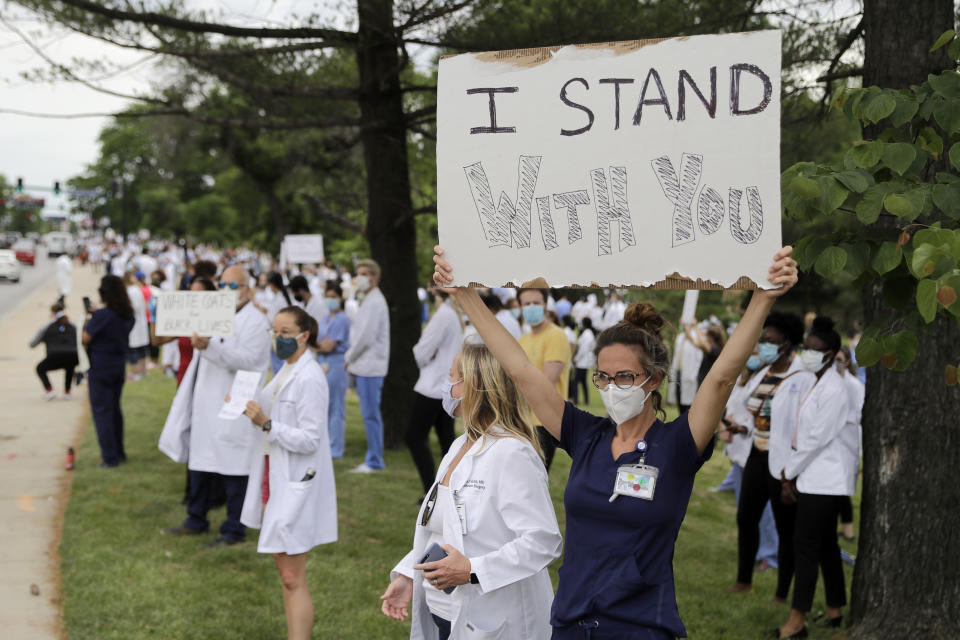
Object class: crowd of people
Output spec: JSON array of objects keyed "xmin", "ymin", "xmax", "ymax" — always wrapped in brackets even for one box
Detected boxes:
[{"xmin": 30, "ymin": 236, "xmax": 870, "ymax": 640}]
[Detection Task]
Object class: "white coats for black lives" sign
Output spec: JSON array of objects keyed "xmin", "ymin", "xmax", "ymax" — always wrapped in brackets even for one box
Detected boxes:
[{"xmin": 437, "ymin": 30, "xmax": 782, "ymax": 289}]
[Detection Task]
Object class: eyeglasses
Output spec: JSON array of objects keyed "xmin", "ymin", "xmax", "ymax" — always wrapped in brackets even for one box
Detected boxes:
[
  {"xmin": 592, "ymin": 370, "xmax": 647, "ymax": 390},
  {"xmin": 218, "ymin": 281, "xmax": 241, "ymax": 290},
  {"xmin": 421, "ymin": 482, "xmax": 439, "ymax": 526}
]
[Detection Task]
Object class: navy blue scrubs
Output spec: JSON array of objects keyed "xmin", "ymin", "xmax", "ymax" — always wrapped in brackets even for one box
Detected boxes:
[
  {"xmin": 85, "ymin": 308, "xmax": 133, "ymax": 466},
  {"xmin": 551, "ymin": 403, "xmax": 713, "ymax": 640}
]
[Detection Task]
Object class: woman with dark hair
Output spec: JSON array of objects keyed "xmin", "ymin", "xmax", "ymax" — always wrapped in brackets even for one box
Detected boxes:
[
  {"xmin": 82, "ymin": 275, "xmax": 134, "ymax": 467},
  {"xmin": 239, "ymin": 305, "xmax": 337, "ymax": 640},
  {"xmin": 316, "ymin": 281, "xmax": 351, "ymax": 458},
  {"xmin": 774, "ymin": 317, "xmax": 854, "ymax": 639},
  {"xmin": 256, "ymin": 271, "xmax": 294, "ymax": 374},
  {"xmin": 730, "ymin": 311, "xmax": 815, "ymax": 604},
  {"xmin": 434, "ymin": 245, "xmax": 798, "ymax": 639},
  {"xmin": 29, "ymin": 302, "xmax": 79, "ymax": 400}
]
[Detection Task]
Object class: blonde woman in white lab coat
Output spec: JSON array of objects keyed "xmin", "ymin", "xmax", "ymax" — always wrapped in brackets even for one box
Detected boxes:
[
  {"xmin": 239, "ymin": 305, "xmax": 337, "ymax": 640},
  {"xmin": 381, "ymin": 341, "xmax": 562, "ymax": 640}
]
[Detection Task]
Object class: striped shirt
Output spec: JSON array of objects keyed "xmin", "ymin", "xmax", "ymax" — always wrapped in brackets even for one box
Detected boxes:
[{"xmin": 748, "ymin": 372, "xmax": 786, "ymax": 451}]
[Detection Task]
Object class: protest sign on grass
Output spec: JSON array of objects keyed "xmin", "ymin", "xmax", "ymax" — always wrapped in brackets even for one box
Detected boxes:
[{"xmin": 437, "ymin": 30, "xmax": 782, "ymax": 289}]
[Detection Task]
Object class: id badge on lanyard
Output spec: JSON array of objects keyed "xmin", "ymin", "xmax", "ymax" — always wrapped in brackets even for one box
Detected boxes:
[{"xmin": 609, "ymin": 440, "xmax": 659, "ymax": 502}]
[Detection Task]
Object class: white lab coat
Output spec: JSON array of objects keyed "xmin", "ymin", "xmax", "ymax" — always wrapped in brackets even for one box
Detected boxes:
[
  {"xmin": 126, "ymin": 284, "xmax": 150, "ymax": 349},
  {"xmin": 413, "ymin": 301, "xmax": 464, "ymax": 399},
  {"xmin": 723, "ymin": 369, "xmax": 767, "ymax": 467},
  {"xmin": 766, "ymin": 357, "xmax": 816, "ymax": 480},
  {"xmin": 302, "ymin": 294, "xmax": 329, "ymax": 326},
  {"xmin": 240, "ymin": 353, "xmax": 338, "ymax": 554},
  {"xmin": 667, "ymin": 334, "xmax": 703, "ymax": 406},
  {"xmin": 840, "ymin": 370, "xmax": 865, "ymax": 452},
  {"xmin": 56, "ymin": 255, "xmax": 72, "ymax": 296},
  {"xmin": 784, "ymin": 366, "xmax": 855, "ymax": 495},
  {"xmin": 494, "ymin": 309, "xmax": 522, "ymax": 340},
  {"xmin": 158, "ymin": 303, "xmax": 271, "ymax": 475},
  {"xmin": 600, "ymin": 300, "xmax": 625, "ymax": 329},
  {"xmin": 345, "ymin": 287, "xmax": 390, "ymax": 377},
  {"xmin": 392, "ymin": 431, "xmax": 562, "ymax": 640}
]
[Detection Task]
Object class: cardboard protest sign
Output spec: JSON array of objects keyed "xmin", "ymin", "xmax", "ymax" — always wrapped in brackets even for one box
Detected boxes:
[
  {"xmin": 437, "ymin": 30, "xmax": 782, "ymax": 289},
  {"xmin": 155, "ymin": 290, "xmax": 237, "ymax": 337},
  {"xmin": 283, "ymin": 234, "xmax": 325, "ymax": 264}
]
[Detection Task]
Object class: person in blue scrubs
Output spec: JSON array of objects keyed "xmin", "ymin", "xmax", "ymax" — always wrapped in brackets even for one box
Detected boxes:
[
  {"xmin": 316, "ymin": 282, "xmax": 350, "ymax": 459},
  {"xmin": 82, "ymin": 275, "xmax": 135, "ymax": 467},
  {"xmin": 433, "ymin": 245, "xmax": 799, "ymax": 639}
]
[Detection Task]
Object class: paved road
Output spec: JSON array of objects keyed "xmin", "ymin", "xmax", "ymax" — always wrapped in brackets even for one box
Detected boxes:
[{"xmin": 0, "ymin": 252, "xmax": 57, "ymax": 323}]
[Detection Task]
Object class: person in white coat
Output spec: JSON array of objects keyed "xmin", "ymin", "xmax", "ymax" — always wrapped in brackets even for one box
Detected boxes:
[
  {"xmin": 834, "ymin": 346, "xmax": 864, "ymax": 541},
  {"xmin": 238, "ymin": 306, "xmax": 337, "ymax": 640},
  {"xmin": 123, "ymin": 270, "xmax": 150, "ymax": 381},
  {"xmin": 667, "ymin": 331, "xmax": 703, "ymax": 415},
  {"xmin": 55, "ymin": 253, "xmax": 72, "ymax": 304},
  {"xmin": 159, "ymin": 265, "xmax": 271, "ymax": 547},
  {"xmin": 345, "ymin": 259, "xmax": 390, "ymax": 473},
  {"xmin": 381, "ymin": 341, "xmax": 562, "ymax": 640},
  {"xmin": 775, "ymin": 318, "xmax": 853, "ymax": 639},
  {"xmin": 406, "ymin": 289, "xmax": 465, "ymax": 495}
]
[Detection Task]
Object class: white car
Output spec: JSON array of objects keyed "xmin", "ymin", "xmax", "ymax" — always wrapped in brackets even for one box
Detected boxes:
[{"xmin": 0, "ymin": 249, "xmax": 21, "ymax": 282}]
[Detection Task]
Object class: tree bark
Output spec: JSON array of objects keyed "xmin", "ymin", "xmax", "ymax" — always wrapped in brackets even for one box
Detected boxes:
[
  {"xmin": 852, "ymin": 2, "xmax": 960, "ymax": 638},
  {"xmin": 356, "ymin": 0, "xmax": 420, "ymax": 449}
]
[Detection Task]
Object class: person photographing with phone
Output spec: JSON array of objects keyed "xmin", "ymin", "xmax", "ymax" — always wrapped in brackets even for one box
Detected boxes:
[
  {"xmin": 239, "ymin": 306, "xmax": 338, "ymax": 640},
  {"xmin": 380, "ymin": 341, "xmax": 562, "ymax": 640}
]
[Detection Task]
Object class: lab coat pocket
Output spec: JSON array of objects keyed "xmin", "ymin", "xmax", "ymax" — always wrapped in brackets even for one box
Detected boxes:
[
  {"xmin": 277, "ymin": 480, "xmax": 316, "ymax": 550},
  {"xmin": 461, "ymin": 618, "xmax": 506, "ymax": 640}
]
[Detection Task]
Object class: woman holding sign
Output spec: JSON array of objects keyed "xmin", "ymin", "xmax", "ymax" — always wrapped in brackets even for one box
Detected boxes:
[
  {"xmin": 433, "ymin": 245, "xmax": 798, "ymax": 639},
  {"xmin": 239, "ymin": 305, "xmax": 337, "ymax": 640}
]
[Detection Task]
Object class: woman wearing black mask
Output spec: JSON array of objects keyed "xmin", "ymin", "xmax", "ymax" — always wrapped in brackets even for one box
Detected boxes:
[
  {"xmin": 774, "ymin": 317, "xmax": 854, "ymax": 639},
  {"xmin": 729, "ymin": 312, "xmax": 815, "ymax": 603}
]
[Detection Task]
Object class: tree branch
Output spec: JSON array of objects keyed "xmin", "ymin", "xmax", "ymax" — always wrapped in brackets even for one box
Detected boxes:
[
  {"xmin": 817, "ymin": 68, "xmax": 864, "ymax": 83},
  {"xmin": 819, "ymin": 18, "xmax": 865, "ymax": 113},
  {"xmin": 304, "ymin": 193, "xmax": 364, "ymax": 234},
  {"xmin": 40, "ymin": 0, "xmax": 358, "ymax": 43},
  {"xmin": 186, "ymin": 56, "xmax": 359, "ymax": 100},
  {"xmin": 400, "ymin": 0, "xmax": 474, "ymax": 32}
]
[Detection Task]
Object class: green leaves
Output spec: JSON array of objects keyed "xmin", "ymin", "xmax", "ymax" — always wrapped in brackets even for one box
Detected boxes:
[
  {"xmin": 856, "ymin": 186, "xmax": 886, "ymax": 223},
  {"xmin": 930, "ymin": 29, "xmax": 955, "ymax": 52},
  {"xmin": 882, "ymin": 331, "xmax": 920, "ymax": 371},
  {"xmin": 813, "ymin": 245, "xmax": 847, "ymax": 276},
  {"xmin": 835, "ymin": 169, "xmax": 870, "ymax": 193},
  {"xmin": 872, "ymin": 241, "xmax": 903, "ymax": 274},
  {"xmin": 882, "ymin": 143, "xmax": 917, "ymax": 175},
  {"xmin": 852, "ymin": 141, "xmax": 884, "ymax": 168},
  {"xmin": 883, "ymin": 193, "xmax": 912, "ymax": 217},
  {"xmin": 861, "ymin": 93, "xmax": 897, "ymax": 123},
  {"xmin": 789, "ymin": 176, "xmax": 820, "ymax": 199},
  {"xmin": 950, "ymin": 143, "xmax": 960, "ymax": 171},
  {"xmin": 855, "ymin": 336, "xmax": 883, "ymax": 367},
  {"xmin": 933, "ymin": 98, "xmax": 960, "ymax": 133},
  {"xmin": 932, "ymin": 182, "xmax": 960, "ymax": 218},
  {"xmin": 917, "ymin": 278, "xmax": 938, "ymax": 322},
  {"xmin": 890, "ymin": 96, "xmax": 919, "ymax": 127}
]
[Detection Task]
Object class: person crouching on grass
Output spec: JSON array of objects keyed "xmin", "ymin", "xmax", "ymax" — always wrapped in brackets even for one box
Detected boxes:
[
  {"xmin": 237, "ymin": 306, "xmax": 338, "ymax": 640},
  {"xmin": 433, "ymin": 244, "xmax": 798, "ymax": 640}
]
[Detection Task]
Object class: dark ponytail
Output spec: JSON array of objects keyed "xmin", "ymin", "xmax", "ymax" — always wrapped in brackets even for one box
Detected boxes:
[
  {"xmin": 268, "ymin": 271, "xmax": 292, "ymax": 306},
  {"xmin": 594, "ymin": 302, "xmax": 671, "ymax": 419},
  {"xmin": 278, "ymin": 306, "xmax": 319, "ymax": 351}
]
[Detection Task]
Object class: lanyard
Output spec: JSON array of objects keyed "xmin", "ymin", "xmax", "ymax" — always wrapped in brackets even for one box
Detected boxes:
[{"xmin": 609, "ymin": 440, "xmax": 659, "ymax": 502}]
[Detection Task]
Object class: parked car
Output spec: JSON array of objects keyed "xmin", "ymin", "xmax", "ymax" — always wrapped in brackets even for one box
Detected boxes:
[
  {"xmin": 0, "ymin": 249, "xmax": 21, "ymax": 282},
  {"xmin": 12, "ymin": 239, "xmax": 36, "ymax": 265}
]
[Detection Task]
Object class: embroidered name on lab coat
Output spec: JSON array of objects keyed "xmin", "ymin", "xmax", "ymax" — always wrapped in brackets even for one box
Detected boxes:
[{"xmin": 462, "ymin": 479, "xmax": 486, "ymax": 491}]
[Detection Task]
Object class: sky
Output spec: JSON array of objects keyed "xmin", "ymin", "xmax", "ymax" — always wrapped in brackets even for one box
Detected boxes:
[{"xmin": 0, "ymin": 1, "xmax": 338, "ymax": 215}]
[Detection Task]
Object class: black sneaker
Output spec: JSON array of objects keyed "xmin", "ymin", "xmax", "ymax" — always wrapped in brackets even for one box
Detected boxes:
[{"xmin": 203, "ymin": 536, "xmax": 243, "ymax": 549}]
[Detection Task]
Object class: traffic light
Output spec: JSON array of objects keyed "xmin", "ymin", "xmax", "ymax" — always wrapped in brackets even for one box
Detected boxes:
[
  {"xmin": 16, "ymin": 177, "xmax": 23, "ymax": 192},
  {"xmin": 53, "ymin": 181, "xmax": 61, "ymax": 195}
]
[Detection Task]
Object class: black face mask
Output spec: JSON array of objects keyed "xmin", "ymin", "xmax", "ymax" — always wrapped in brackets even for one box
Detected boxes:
[{"xmin": 294, "ymin": 294, "xmax": 304, "ymax": 303}]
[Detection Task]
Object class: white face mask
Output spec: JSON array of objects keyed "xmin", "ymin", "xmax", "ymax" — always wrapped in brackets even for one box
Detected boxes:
[
  {"xmin": 598, "ymin": 376, "xmax": 651, "ymax": 424},
  {"xmin": 800, "ymin": 349, "xmax": 829, "ymax": 373},
  {"xmin": 356, "ymin": 274, "xmax": 371, "ymax": 292},
  {"xmin": 441, "ymin": 379, "xmax": 462, "ymax": 418}
]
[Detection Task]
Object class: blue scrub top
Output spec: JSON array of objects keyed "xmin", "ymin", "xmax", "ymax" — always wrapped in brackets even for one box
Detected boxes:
[
  {"xmin": 551, "ymin": 402, "xmax": 713, "ymax": 638},
  {"xmin": 85, "ymin": 307, "xmax": 134, "ymax": 366},
  {"xmin": 317, "ymin": 311, "xmax": 350, "ymax": 355}
]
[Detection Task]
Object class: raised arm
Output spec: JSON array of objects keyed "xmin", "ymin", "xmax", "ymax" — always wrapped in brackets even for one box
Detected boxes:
[
  {"xmin": 434, "ymin": 247, "xmax": 566, "ymax": 440},
  {"xmin": 687, "ymin": 248, "xmax": 797, "ymax": 453}
]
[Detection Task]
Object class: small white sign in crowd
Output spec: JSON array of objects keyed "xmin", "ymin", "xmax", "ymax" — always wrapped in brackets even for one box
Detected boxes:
[
  {"xmin": 155, "ymin": 290, "xmax": 238, "ymax": 337},
  {"xmin": 437, "ymin": 30, "xmax": 783, "ymax": 289}
]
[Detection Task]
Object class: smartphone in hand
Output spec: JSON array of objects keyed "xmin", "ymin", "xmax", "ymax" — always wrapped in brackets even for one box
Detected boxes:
[
  {"xmin": 82, "ymin": 296, "xmax": 92, "ymax": 313},
  {"xmin": 418, "ymin": 543, "xmax": 455, "ymax": 594}
]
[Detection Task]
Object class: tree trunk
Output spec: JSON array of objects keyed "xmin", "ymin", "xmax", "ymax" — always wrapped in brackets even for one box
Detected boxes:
[
  {"xmin": 852, "ymin": 2, "xmax": 960, "ymax": 638},
  {"xmin": 356, "ymin": 0, "xmax": 420, "ymax": 448}
]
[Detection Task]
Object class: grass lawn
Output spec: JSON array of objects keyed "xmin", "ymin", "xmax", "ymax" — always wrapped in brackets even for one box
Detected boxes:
[{"xmin": 61, "ymin": 371, "xmax": 857, "ymax": 639}]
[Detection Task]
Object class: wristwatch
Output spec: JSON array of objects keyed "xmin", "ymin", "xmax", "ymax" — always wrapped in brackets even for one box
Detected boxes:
[{"xmin": 262, "ymin": 420, "xmax": 272, "ymax": 433}]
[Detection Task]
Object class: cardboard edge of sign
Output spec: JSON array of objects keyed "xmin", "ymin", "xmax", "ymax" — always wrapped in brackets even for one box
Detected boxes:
[
  {"xmin": 440, "ymin": 36, "xmax": 676, "ymax": 66},
  {"xmin": 466, "ymin": 274, "xmax": 761, "ymax": 291}
]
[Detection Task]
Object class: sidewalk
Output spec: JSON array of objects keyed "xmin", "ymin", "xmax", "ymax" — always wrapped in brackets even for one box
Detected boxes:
[{"xmin": 0, "ymin": 263, "xmax": 101, "ymax": 640}]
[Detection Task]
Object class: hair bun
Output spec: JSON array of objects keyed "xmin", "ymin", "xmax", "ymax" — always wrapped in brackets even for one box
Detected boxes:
[
  {"xmin": 811, "ymin": 316, "xmax": 835, "ymax": 333},
  {"xmin": 623, "ymin": 302, "xmax": 664, "ymax": 336}
]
